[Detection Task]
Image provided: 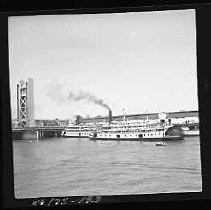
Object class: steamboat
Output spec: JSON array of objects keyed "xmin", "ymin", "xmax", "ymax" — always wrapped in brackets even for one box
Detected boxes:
[
  {"xmin": 61, "ymin": 115, "xmax": 91, "ymax": 137},
  {"xmin": 61, "ymin": 124, "xmax": 92, "ymax": 138},
  {"xmin": 89, "ymin": 122, "xmax": 184, "ymax": 141},
  {"xmin": 89, "ymin": 112, "xmax": 184, "ymax": 141}
]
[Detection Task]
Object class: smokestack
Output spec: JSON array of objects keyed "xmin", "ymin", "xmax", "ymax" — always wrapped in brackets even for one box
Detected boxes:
[
  {"xmin": 108, "ymin": 109, "xmax": 112, "ymax": 124},
  {"xmin": 75, "ymin": 115, "xmax": 81, "ymax": 125}
]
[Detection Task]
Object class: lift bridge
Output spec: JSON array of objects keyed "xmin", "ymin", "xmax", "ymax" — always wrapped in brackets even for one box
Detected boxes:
[{"xmin": 12, "ymin": 78, "xmax": 66, "ymax": 140}]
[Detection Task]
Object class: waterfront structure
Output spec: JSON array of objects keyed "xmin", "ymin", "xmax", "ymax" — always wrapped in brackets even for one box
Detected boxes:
[
  {"xmin": 80, "ymin": 110, "xmax": 199, "ymax": 124},
  {"xmin": 34, "ymin": 119, "xmax": 69, "ymax": 127}
]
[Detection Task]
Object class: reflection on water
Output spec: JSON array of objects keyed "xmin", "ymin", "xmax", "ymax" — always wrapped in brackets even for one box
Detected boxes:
[{"xmin": 13, "ymin": 136, "xmax": 202, "ymax": 198}]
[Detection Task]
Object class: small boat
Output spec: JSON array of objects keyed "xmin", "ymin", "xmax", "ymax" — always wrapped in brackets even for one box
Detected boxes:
[{"xmin": 156, "ymin": 142, "xmax": 166, "ymax": 146}]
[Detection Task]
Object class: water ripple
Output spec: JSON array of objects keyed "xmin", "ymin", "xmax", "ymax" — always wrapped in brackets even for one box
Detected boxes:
[{"xmin": 13, "ymin": 136, "xmax": 202, "ymax": 198}]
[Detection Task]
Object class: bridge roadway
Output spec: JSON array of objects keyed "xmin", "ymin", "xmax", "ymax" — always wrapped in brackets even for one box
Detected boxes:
[
  {"xmin": 12, "ymin": 126, "xmax": 65, "ymax": 140},
  {"xmin": 13, "ymin": 126, "xmax": 65, "ymax": 131}
]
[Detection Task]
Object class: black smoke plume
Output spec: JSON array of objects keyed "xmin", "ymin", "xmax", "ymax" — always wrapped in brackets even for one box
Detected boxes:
[
  {"xmin": 46, "ymin": 82, "xmax": 111, "ymax": 111},
  {"xmin": 67, "ymin": 90, "xmax": 111, "ymax": 111}
]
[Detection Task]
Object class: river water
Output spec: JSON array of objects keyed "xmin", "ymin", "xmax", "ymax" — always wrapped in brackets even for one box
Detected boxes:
[{"xmin": 13, "ymin": 136, "xmax": 202, "ymax": 198}]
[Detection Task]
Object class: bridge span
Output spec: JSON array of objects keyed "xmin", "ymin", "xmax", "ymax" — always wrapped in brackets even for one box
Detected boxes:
[{"xmin": 12, "ymin": 126, "xmax": 65, "ymax": 140}]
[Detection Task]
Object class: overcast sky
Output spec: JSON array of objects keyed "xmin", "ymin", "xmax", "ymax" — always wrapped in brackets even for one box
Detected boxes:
[{"xmin": 9, "ymin": 9, "xmax": 198, "ymax": 120}]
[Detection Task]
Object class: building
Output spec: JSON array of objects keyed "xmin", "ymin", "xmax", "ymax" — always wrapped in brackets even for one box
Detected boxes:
[{"xmin": 80, "ymin": 110, "xmax": 199, "ymax": 124}]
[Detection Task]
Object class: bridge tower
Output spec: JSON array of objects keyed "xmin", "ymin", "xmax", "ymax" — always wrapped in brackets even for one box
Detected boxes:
[{"xmin": 17, "ymin": 78, "xmax": 34, "ymax": 128}]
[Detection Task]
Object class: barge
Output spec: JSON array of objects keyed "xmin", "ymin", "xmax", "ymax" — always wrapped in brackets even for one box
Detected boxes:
[{"xmin": 181, "ymin": 124, "xmax": 200, "ymax": 137}]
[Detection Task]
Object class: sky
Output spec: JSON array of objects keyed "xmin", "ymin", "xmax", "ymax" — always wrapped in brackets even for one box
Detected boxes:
[{"xmin": 9, "ymin": 9, "xmax": 198, "ymax": 120}]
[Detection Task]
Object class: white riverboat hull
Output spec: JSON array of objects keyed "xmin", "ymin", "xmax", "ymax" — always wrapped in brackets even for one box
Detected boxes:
[
  {"xmin": 63, "ymin": 135, "xmax": 89, "ymax": 138},
  {"xmin": 62, "ymin": 131, "xmax": 90, "ymax": 138},
  {"xmin": 89, "ymin": 136, "xmax": 183, "ymax": 141}
]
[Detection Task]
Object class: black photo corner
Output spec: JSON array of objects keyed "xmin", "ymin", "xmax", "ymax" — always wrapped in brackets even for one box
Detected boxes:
[{"xmin": 1, "ymin": 1, "xmax": 211, "ymax": 209}]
